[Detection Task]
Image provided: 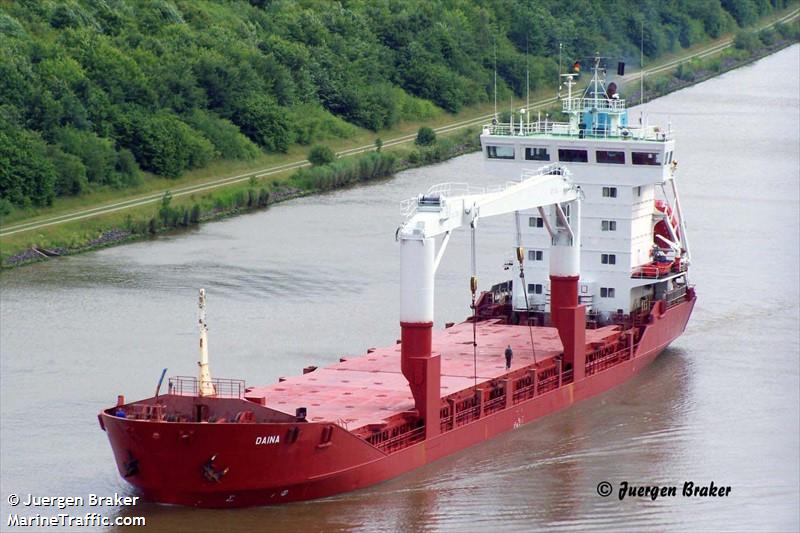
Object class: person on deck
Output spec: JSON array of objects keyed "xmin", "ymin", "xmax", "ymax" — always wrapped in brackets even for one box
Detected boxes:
[{"xmin": 505, "ymin": 345, "xmax": 513, "ymax": 370}]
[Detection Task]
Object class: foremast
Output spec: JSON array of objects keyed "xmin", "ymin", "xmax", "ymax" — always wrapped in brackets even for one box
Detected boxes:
[{"xmin": 197, "ymin": 289, "xmax": 215, "ymax": 397}]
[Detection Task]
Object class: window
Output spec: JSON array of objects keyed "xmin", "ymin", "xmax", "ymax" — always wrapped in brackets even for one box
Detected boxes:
[
  {"xmin": 528, "ymin": 250, "xmax": 543, "ymax": 261},
  {"xmin": 529, "ymin": 216, "xmax": 544, "ymax": 228},
  {"xmin": 487, "ymin": 145, "xmax": 515, "ymax": 159},
  {"xmin": 558, "ymin": 148, "xmax": 588, "ymax": 163},
  {"xmin": 527, "ymin": 283, "xmax": 543, "ymax": 294},
  {"xmin": 666, "ymin": 151, "xmax": 673, "ymax": 164},
  {"xmin": 602, "ymin": 187, "xmax": 618, "ymax": 198},
  {"xmin": 636, "ymin": 186, "xmax": 642, "ymax": 197},
  {"xmin": 525, "ymin": 147, "xmax": 550, "ymax": 161},
  {"xmin": 600, "ymin": 287, "xmax": 616, "ymax": 298},
  {"xmin": 601, "ymin": 253, "xmax": 616, "ymax": 265},
  {"xmin": 632, "ymin": 151, "xmax": 662, "ymax": 165},
  {"xmin": 601, "ymin": 220, "xmax": 617, "ymax": 231},
  {"xmin": 596, "ymin": 150, "xmax": 625, "ymax": 164}
]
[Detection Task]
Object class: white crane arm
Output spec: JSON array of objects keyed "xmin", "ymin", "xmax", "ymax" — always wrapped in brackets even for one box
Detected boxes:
[{"xmin": 398, "ymin": 166, "xmax": 579, "ymax": 241}]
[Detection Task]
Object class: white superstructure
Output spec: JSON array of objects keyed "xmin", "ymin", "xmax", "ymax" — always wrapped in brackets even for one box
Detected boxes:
[{"xmin": 479, "ymin": 58, "xmax": 690, "ymax": 324}]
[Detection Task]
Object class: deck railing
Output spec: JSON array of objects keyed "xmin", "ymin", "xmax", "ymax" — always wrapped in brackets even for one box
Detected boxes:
[
  {"xmin": 665, "ymin": 286, "xmax": 688, "ymax": 308},
  {"xmin": 483, "ymin": 394, "xmax": 507, "ymax": 415},
  {"xmin": 375, "ymin": 426, "xmax": 425, "ymax": 453},
  {"xmin": 537, "ymin": 373, "xmax": 561, "ymax": 395},
  {"xmin": 454, "ymin": 404, "xmax": 481, "ymax": 427},
  {"xmin": 168, "ymin": 376, "xmax": 246, "ymax": 398},
  {"xmin": 512, "ymin": 382, "xmax": 536, "ymax": 404},
  {"xmin": 128, "ymin": 403, "xmax": 166, "ymax": 421},
  {"xmin": 484, "ymin": 120, "xmax": 672, "ymax": 142},
  {"xmin": 561, "ymin": 96, "xmax": 627, "ymax": 113},
  {"xmin": 585, "ymin": 346, "xmax": 633, "ymax": 376}
]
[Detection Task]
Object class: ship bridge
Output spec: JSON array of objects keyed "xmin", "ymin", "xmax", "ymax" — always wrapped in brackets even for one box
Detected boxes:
[{"xmin": 483, "ymin": 57, "xmax": 672, "ymax": 144}]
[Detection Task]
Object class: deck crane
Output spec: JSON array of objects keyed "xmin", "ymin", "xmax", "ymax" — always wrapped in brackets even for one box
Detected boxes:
[{"xmin": 396, "ymin": 164, "xmax": 586, "ymax": 438}]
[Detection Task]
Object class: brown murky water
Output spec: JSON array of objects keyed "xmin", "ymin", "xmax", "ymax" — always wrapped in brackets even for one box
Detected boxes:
[{"xmin": 2, "ymin": 46, "xmax": 798, "ymax": 532}]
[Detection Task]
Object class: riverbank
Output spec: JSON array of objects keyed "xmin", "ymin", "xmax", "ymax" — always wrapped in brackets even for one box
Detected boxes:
[
  {"xmin": 1, "ymin": 15, "xmax": 798, "ymax": 269},
  {"xmin": 628, "ymin": 22, "xmax": 800, "ymax": 104},
  {"xmin": 1, "ymin": 128, "xmax": 481, "ymax": 267}
]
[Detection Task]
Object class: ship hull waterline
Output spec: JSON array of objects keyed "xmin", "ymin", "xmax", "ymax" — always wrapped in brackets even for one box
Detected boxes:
[{"xmin": 100, "ymin": 298, "xmax": 694, "ymax": 508}]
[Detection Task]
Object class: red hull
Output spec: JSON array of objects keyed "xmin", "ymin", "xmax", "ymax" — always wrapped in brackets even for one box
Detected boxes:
[{"xmin": 100, "ymin": 296, "xmax": 694, "ymax": 507}]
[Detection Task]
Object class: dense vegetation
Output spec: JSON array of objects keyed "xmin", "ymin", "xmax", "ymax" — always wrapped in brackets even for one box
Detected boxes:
[{"xmin": 0, "ymin": 0, "xmax": 794, "ymax": 211}]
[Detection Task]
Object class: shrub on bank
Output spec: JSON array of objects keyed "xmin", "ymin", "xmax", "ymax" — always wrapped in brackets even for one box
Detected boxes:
[
  {"xmin": 734, "ymin": 31, "xmax": 760, "ymax": 52},
  {"xmin": 416, "ymin": 126, "xmax": 436, "ymax": 146},
  {"xmin": 308, "ymin": 144, "xmax": 336, "ymax": 166},
  {"xmin": 291, "ymin": 151, "xmax": 398, "ymax": 191}
]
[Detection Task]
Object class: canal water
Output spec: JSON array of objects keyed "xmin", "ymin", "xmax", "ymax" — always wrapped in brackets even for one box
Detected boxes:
[{"xmin": 1, "ymin": 45, "xmax": 798, "ymax": 532}]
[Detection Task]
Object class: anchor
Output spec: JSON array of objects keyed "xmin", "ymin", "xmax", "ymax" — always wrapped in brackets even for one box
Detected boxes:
[
  {"xmin": 202, "ymin": 454, "xmax": 229, "ymax": 483},
  {"xmin": 123, "ymin": 451, "xmax": 139, "ymax": 478}
]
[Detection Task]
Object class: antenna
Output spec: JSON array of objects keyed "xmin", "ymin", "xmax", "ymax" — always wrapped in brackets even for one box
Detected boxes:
[
  {"xmin": 510, "ymin": 89, "xmax": 513, "ymax": 132},
  {"xmin": 493, "ymin": 38, "xmax": 498, "ymax": 119},
  {"xmin": 526, "ymin": 34, "xmax": 530, "ymax": 116},
  {"xmin": 640, "ymin": 20, "xmax": 645, "ymax": 105},
  {"xmin": 558, "ymin": 42, "xmax": 562, "ymax": 98}
]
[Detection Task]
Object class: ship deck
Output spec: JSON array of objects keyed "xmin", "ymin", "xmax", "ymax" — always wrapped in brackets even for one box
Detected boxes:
[{"xmin": 244, "ymin": 320, "xmax": 620, "ymax": 430}]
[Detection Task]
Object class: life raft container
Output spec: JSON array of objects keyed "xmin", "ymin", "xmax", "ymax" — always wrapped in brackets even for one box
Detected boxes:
[{"xmin": 654, "ymin": 199, "xmax": 679, "ymax": 249}]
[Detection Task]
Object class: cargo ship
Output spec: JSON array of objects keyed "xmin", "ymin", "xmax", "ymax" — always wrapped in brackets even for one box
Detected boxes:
[{"xmin": 99, "ymin": 59, "xmax": 695, "ymax": 507}]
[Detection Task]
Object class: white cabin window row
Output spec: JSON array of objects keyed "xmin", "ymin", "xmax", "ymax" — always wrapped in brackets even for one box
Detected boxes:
[
  {"xmin": 528, "ymin": 216, "xmax": 544, "ymax": 228},
  {"xmin": 601, "ymin": 253, "xmax": 616, "ymax": 265},
  {"xmin": 600, "ymin": 287, "xmax": 616, "ymax": 298},
  {"xmin": 601, "ymin": 220, "xmax": 617, "ymax": 231},
  {"xmin": 485, "ymin": 145, "xmax": 670, "ymax": 166},
  {"xmin": 487, "ymin": 145, "xmax": 515, "ymax": 159},
  {"xmin": 527, "ymin": 250, "xmax": 544, "ymax": 261},
  {"xmin": 527, "ymin": 283, "xmax": 544, "ymax": 294},
  {"xmin": 525, "ymin": 147, "xmax": 549, "ymax": 161},
  {"xmin": 602, "ymin": 186, "xmax": 618, "ymax": 198}
]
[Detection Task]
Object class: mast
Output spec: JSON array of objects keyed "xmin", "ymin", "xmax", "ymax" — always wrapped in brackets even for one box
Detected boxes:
[
  {"xmin": 558, "ymin": 42, "xmax": 562, "ymax": 98},
  {"xmin": 526, "ymin": 34, "xmax": 530, "ymax": 127},
  {"xmin": 493, "ymin": 39, "xmax": 498, "ymax": 119},
  {"xmin": 198, "ymin": 289, "xmax": 215, "ymax": 397},
  {"xmin": 640, "ymin": 20, "xmax": 645, "ymax": 104}
]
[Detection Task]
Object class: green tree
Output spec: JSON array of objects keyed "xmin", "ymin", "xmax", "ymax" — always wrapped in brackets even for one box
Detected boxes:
[
  {"xmin": 734, "ymin": 31, "xmax": 760, "ymax": 51},
  {"xmin": 54, "ymin": 127, "xmax": 117, "ymax": 186},
  {"xmin": 123, "ymin": 111, "xmax": 214, "ymax": 178},
  {"xmin": 722, "ymin": 0, "xmax": 759, "ymax": 27},
  {"xmin": 0, "ymin": 125, "xmax": 57, "ymax": 207},
  {"xmin": 308, "ymin": 144, "xmax": 335, "ymax": 166},
  {"xmin": 115, "ymin": 148, "xmax": 141, "ymax": 188},
  {"xmin": 0, "ymin": 198, "xmax": 13, "ymax": 218},
  {"xmin": 231, "ymin": 94, "xmax": 291, "ymax": 153},
  {"xmin": 185, "ymin": 109, "xmax": 260, "ymax": 160},
  {"xmin": 416, "ymin": 126, "xmax": 436, "ymax": 146},
  {"xmin": 47, "ymin": 146, "xmax": 88, "ymax": 196}
]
